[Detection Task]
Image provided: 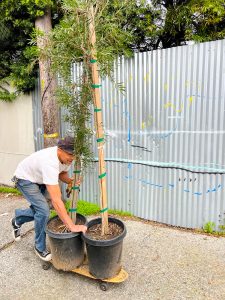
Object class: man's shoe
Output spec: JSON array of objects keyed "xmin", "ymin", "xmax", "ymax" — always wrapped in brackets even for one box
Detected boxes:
[
  {"xmin": 11, "ymin": 217, "xmax": 21, "ymax": 242},
  {"xmin": 34, "ymin": 247, "xmax": 52, "ymax": 262}
]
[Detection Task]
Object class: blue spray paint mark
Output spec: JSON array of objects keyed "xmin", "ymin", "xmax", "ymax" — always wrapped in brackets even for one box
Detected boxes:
[
  {"xmin": 150, "ymin": 183, "xmax": 163, "ymax": 188},
  {"xmin": 207, "ymin": 187, "xmax": 218, "ymax": 193},
  {"xmin": 123, "ymin": 172, "xmax": 222, "ymax": 196},
  {"xmin": 123, "ymin": 99, "xmax": 131, "ymax": 143},
  {"xmin": 160, "ymin": 120, "xmax": 179, "ymax": 139},
  {"xmin": 124, "ymin": 175, "xmax": 132, "ymax": 180},
  {"xmin": 187, "ymin": 94, "xmax": 202, "ymax": 99},
  {"xmin": 168, "ymin": 184, "xmax": 175, "ymax": 188},
  {"xmin": 128, "ymin": 114, "xmax": 131, "ymax": 142},
  {"xmin": 141, "ymin": 180, "xmax": 150, "ymax": 185}
]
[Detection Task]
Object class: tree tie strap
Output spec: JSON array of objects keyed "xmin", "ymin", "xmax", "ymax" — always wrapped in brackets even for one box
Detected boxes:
[
  {"xmin": 91, "ymin": 84, "xmax": 101, "ymax": 88},
  {"xmin": 69, "ymin": 208, "xmax": 77, "ymax": 212},
  {"xmin": 43, "ymin": 133, "xmax": 59, "ymax": 138},
  {"xmin": 99, "ymin": 172, "xmax": 106, "ymax": 179},
  {"xmin": 100, "ymin": 207, "xmax": 108, "ymax": 213},
  {"xmin": 73, "ymin": 170, "xmax": 81, "ymax": 174},
  {"xmin": 90, "ymin": 59, "xmax": 97, "ymax": 63},
  {"xmin": 72, "ymin": 186, "xmax": 80, "ymax": 190},
  {"xmin": 97, "ymin": 137, "xmax": 104, "ymax": 143},
  {"xmin": 94, "ymin": 108, "xmax": 102, "ymax": 112}
]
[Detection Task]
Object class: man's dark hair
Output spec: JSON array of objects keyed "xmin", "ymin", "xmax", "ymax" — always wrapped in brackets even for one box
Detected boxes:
[{"xmin": 57, "ymin": 136, "xmax": 75, "ymax": 154}]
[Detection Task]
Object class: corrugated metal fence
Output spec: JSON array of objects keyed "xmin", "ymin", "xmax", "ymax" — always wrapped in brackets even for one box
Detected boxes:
[{"xmin": 33, "ymin": 39, "xmax": 225, "ymax": 230}]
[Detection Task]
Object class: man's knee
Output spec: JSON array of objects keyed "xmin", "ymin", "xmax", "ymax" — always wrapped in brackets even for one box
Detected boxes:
[{"xmin": 37, "ymin": 205, "xmax": 50, "ymax": 219}]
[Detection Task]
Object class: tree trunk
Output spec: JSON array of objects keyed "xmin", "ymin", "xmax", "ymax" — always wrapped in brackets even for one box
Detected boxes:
[{"xmin": 35, "ymin": 8, "xmax": 59, "ymax": 148}]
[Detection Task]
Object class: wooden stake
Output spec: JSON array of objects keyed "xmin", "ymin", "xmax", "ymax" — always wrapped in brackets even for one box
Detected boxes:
[
  {"xmin": 69, "ymin": 159, "xmax": 81, "ymax": 223},
  {"xmin": 88, "ymin": 4, "xmax": 108, "ymax": 235}
]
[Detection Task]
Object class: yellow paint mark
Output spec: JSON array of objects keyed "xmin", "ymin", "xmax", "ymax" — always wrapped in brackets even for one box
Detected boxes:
[
  {"xmin": 110, "ymin": 99, "xmax": 113, "ymax": 110},
  {"xmin": 147, "ymin": 116, "xmax": 153, "ymax": 126},
  {"xmin": 144, "ymin": 73, "xmax": 150, "ymax": 81},
  {"xmin": 141, "ymin": 122, "xmax": 146, "ymax": 129},
  {"xmin": 41, "ymin": 79, "xmax": 45, "ymax": 91},
  {"xmin": 185, "ymin": 80, "xmax": 190, "ymax": 87},
  {"xmin": 188, "ymin": 96, "xmax": 194, "ymax": 107},
  {"xmin": 164, "ymin": 102, "xmax": 184, "ymax": 113},
  {"xmin": 164, "ymin": 84, "xmax": 168, "ymax": 91},
  {"xmin": 129, "ymin": 75, "xmax": 133, "ymax": 81},
  {"xmin": 164, "ymin": 102, "xmax": 173, "ymax": 109}
]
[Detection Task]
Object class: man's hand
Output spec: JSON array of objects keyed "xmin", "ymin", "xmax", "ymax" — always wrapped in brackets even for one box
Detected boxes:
[
  {"xmin": 70, "ymin": 224, "xmax": 87, "ymax": 234},
  {"xmin": 66, "ymin": 181, "xmax": 73, "ymax": 198},
  {"xmin": 66, "ymin": 178, "xmax": 81, "ymax": 198}
]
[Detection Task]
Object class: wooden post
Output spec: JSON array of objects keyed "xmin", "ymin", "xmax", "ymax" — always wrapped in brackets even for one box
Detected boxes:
[{"xmin": 88, "ymin": 4, "xmax": 108, "ymax": 235}]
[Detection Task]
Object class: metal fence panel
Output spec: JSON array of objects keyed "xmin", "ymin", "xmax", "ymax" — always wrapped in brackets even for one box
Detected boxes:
[
  {"xmin": 32, "ymin": 77, "xmax": 44, "ymax": 151},
  {"xmin": 34, "ymin": 39, "xmax": 225, "ymax": 230}
]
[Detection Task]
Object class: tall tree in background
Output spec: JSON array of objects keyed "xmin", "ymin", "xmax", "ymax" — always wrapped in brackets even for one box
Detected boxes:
[
  {"xmin": 35, "ymin": 6, "xmax": 59, "ymax": 147},
  {"xmin": 139, "ymin": 0, "xmax": 225, "ymax": 50},
  {"xmin": 0, "ymin": 0, "xmax": 61, "ymax": 147},
  {"xmin": 0, "ymin": 0, "xmax": 225, "ymax": 95}
]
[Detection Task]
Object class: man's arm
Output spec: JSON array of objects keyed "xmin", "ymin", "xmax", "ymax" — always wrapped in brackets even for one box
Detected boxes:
[
  {"xmin": 59, "ymin": 171, "xmax": 72, "ymax": 184},
  {"xmin": 46, "ymin": 184, "xmax": 87, "ymax": 233}
]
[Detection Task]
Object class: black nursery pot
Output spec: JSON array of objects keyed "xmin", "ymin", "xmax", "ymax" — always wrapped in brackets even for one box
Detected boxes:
[
  {"xmin": 46, "ymin": 214, "xmax": 87, "ymax": 271},
  {"xmin": 82, "ymin": 217, "xmax": 127, "ymax": 279}
]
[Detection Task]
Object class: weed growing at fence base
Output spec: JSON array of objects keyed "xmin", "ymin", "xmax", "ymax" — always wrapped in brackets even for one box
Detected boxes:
[
  {"xmin": 0, "ymin": 186, "xmax": 21, "ymax": 195},
  {"xmin": 50, "ymin": 200, "xmax": 132, "ymax": 218},
  {"xmin": 203, "ymin": 221, "xmax": 225, "ymax": 236}
]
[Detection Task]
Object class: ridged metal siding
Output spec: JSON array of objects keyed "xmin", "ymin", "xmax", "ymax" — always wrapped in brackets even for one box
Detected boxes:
[
  {"xmin": 32, "ymin": 77, "xmax": 44, "ymax": 151},
  {"xmin": 34, "ymin": 39, "xmax": 225, "ymax": 230}
]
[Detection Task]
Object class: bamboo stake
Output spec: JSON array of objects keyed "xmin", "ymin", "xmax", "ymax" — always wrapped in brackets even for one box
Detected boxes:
[
  {"xmin": 69, "ymin": 159, "xmax": 81, "ymax": 223},
  {"xmin": 88, "ymin": 4, "xmax": 108, "ymax": 235},
  {"xmin": 69, "ymin": 55, "xmax": 88, "ymax": 225}
]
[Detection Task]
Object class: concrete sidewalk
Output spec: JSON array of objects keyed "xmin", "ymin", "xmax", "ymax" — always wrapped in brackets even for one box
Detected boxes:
[{"xmin": 1, "ymin": 194, "xmax": 225, "ymax": 300}]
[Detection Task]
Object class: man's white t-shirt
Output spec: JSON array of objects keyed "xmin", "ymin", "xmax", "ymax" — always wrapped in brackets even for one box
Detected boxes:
[{"xmin": 14, "ymin": 146, "xmax": 71, "ymax": 185}]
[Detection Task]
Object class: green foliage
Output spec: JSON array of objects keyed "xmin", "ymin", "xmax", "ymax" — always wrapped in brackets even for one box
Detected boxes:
[
  {"xmin": 0, "ymin": 83, "xmax": 17, "ymax": 102},
  {"xmin": 77, "ymin": 200, "xmax": 100, "ymax": 216},
  {"xmin": 0, "ymin": 0, "xmax": 60, "ymax": 99},
  {"xmin": 108, "ymin": 208, "xmax": 132, "ymax": 216},
  {"xmin": 188, "ymin": 0, "xmax": 225, "ymax": 42},
  {"xmin": 49, "ymin": 199, "xmax": 132, "ymax": 218},
  {"xmin": 0, "ymin": 186, "xmax": 22, "ymax": 195},
  {"xmin": 45, "ymin": 0, "xmax": 136, "ymax": 167},
  {"xmin": 0, "ymin": 0, "xmax": 225, "ymax": 103},
  {"xmin": 202, "ymin": 220, "xmax": 225, "ymax": 236},
  {"xmin": 152, "ymin": 0, "xmax": 225, "ymax": 49},
  {"xmin": 203, "ymin": 221, "xmax": 216, "ymax": 233},
  {"xmin": 1, "ymin": 0, "xmax": 225, "ymax": 101}
]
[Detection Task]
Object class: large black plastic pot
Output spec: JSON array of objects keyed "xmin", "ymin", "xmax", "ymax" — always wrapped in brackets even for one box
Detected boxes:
[
  {"xmin": 46, "ymin": 214, "xmax": 87, "ymax": 271},
  {"xmin": 82, "ymin": 217, "xmax": 126, "ymax": 279}
]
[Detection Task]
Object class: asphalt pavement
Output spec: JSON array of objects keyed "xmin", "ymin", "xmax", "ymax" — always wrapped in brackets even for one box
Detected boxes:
[{"xmin": 1, "ymin": 193, "xmax": 225, "ymax": 300}]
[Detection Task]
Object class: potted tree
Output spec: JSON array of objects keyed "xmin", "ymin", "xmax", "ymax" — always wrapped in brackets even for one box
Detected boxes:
[{"xmin": 44, "ymin": 0, "xmax": 134, "ymax": 277}]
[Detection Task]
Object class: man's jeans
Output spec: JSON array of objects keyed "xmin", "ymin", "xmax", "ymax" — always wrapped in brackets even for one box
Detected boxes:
[{"xmin": 15, "ymin": 179, "xmax": 49, "ymax": 252}]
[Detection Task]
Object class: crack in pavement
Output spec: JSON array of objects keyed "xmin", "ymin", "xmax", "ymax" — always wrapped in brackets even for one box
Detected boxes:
[{"xmin": 0, "ymin": 228, "xmax": 34, "ymax": 252}]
